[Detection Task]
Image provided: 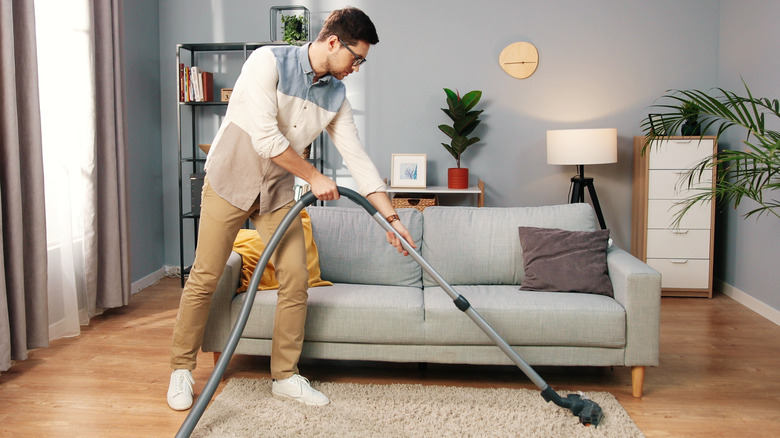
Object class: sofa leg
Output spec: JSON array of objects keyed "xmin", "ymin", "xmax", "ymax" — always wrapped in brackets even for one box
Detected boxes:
[
  {"xmin": 631, "ymin": 366, "xmax": 645, "ymax": 398},
  {"xmin": 212, "ymin": 352, "xmax": 226, "ymax": 381}
]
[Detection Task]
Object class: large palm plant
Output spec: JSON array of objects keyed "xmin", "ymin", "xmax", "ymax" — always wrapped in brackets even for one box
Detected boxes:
[{"xmin": 640, "ymin": 81, "xmax": 780, "ymax": 223}]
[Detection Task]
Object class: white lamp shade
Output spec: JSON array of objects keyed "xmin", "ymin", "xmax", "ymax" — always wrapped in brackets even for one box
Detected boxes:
[{"xmin": 546, "ymin": 128, "xmax": 618, "ymax": 165}]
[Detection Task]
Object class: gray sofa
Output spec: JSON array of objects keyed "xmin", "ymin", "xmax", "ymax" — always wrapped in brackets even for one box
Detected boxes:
[{"xmin": 202, "ymin": 204, "xmax": 661, "ymax": 397}]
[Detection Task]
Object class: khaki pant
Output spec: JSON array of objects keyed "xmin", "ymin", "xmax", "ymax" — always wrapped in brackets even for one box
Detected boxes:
[{"xmin": 170, "ymin": 176, "xmax": 308, "ymax": 380}]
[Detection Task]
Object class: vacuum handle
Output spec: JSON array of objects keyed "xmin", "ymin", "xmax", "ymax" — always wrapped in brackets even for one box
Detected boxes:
[{"xmin": 298, "ymin": 187, "xmax": 378, "ymax": 216}]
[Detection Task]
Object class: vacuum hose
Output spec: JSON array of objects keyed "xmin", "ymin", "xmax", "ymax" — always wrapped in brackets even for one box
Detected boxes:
[{"xmin": 176, "ymin": 187, "xmax": 602, "ymax": 437}]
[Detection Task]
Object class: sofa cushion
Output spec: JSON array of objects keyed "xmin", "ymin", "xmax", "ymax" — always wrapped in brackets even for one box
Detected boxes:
[
  {"xmin": 518, "ymin": 226, "xmax": 613, "ymax": 297},
  {"xmin": 306, "ymin": 207, "xmax": 423, "ymax": 287},
  {"xmin": 234, "ymin": 283, "xmax": 426, "ymax": 344},
  {"xmin": 421, "ymin": 204, "xmax": 598, "ymax": 286},
  {"xmin": 422, "ymin": 285, "xmax": 625, "ymax": 347}
]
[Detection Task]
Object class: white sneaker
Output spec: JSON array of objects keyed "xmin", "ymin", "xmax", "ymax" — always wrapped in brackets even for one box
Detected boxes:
[
  {"xmin": 272, "ymin": 374, "xmax": 330, "ymax": 406},
  {"xmin": 167, "ymin": 369, "xmax": 194, "ymax": 411}
]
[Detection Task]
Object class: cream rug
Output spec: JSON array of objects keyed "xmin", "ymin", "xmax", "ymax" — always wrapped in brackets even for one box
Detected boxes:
[{"xmin": 192, "ymin": 378, "xmax": 643, "ymax": 438}]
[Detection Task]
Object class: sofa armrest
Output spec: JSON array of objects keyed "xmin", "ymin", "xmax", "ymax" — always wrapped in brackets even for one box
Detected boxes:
[
  {"xmin": 202, "ymin": 251, "xmax": 242, "ymax": 352},
  {"xmin": 606, "ymin": 246, "xmax": 662, "ymax": 367}
]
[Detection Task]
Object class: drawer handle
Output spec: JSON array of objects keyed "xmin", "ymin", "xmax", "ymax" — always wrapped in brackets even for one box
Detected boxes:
[
  {"xmin": 669, "ymin": 259, "xmax": 689, "ymax": 264},
  {"xmin": 671, "ymin": 230, "xmax": 689, "ymax": 235}
]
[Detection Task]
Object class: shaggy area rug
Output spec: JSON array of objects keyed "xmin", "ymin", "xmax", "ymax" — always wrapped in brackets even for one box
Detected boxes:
[{"xmin": 192, "ymin": 378, "xmax": 643, "ymax": 437}]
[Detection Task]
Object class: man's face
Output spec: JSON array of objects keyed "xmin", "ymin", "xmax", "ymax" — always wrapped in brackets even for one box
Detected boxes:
[{"xmin": 327, "ymin": 39, "xmax": 369, "ymax": 80}]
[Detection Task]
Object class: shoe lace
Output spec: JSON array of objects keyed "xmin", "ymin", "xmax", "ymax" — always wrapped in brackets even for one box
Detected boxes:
[
  {"xmin": 172, "ymin": 371, "xmax": 193, "ymax": 396},
  {"xmin": 290, "ymin": 374, "xmax": 312, "ymax": 391}
]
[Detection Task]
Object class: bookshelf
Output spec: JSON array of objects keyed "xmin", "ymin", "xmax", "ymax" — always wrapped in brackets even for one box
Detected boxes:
[{"xmin": 175, "ymin": 41, "xmax": 323, "ymax": 286}]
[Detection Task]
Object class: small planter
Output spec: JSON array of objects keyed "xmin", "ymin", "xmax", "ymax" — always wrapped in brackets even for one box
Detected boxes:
[{"xmin": 448, "ymin": 168, "xmax": 469, "ymax": 189}]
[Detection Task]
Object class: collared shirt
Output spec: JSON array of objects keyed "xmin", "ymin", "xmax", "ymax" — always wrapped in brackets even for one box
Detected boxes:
[{"xmin": 204, "ymin": 43, "xmax": 386, "ymax": 212}]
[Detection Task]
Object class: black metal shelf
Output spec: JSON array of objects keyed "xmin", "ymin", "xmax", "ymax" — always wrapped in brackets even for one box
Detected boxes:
[
  {"xmin": 175, "ymin": 40, "xmax": 320, "ymax": 287},
  {"xmin": 179, "ymin": 101, "xmax": 228, "ymax": 106}
]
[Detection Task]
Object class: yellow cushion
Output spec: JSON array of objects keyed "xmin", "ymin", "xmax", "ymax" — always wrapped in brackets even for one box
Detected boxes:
[{"xmin": 232, "ymin": 210, "xmax": 332, "ymax": 292}]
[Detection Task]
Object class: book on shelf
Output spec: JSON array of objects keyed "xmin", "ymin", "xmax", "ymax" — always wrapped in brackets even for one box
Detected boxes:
[
  {"xmin": 294, "ymin": 183, "xmax": 311, "ymax": 201},
  {"xmin": 179, "ymin": 64, "xmax": 214, "ymax": 102}
]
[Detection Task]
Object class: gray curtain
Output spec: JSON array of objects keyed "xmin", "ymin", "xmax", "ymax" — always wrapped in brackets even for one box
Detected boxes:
[
  {"xmin": 88, "ymin": 0, "xmax": 131, "ymax": 314},
  {"xmin": 1, "ymin": 0, "xmax": 50, "ymax": 371},
  {"xmin": 0, "ymin": 0, "xmax": 131, "ymax": 371}
]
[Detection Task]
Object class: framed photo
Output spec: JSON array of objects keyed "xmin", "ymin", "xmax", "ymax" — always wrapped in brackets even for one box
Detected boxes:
[{"xmin": 391, "ymin": 154, "xmax": 427, "ymax": 188}]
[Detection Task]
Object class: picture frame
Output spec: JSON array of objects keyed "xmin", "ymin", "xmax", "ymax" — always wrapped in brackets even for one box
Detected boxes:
[{"xmin": 391, "ymin": 154, "xmax": 427, "ymax": 188}]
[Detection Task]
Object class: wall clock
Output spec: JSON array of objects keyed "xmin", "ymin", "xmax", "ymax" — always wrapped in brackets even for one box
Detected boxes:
[{"xmin": 498, "ymin": 42, "xmax": 539, "ymax": 79}]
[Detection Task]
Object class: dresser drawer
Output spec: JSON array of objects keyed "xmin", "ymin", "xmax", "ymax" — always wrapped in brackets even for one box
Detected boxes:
[
  {"xmin": 649, "ymin": 139, "xmax": 714, "ymax": 170},
  {"xmin": 648, "ymin": 169, "xmax": 712, "ymax": 200},
  {"xmin": 647, "ymin": 258, "xmax": 711, "ymax": 289},
  {"xmin": 646, "ymin": 229, "xmax": 711, "ymax": 259},
  {"xmin": 648, "ymin": 199, "xmax": 711, "ymax": 229}
]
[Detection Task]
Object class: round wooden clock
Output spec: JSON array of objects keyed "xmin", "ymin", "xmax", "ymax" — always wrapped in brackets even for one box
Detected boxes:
[{"xmin": 498, "ymin": 42, "xmax": 539, "ymax": 79}]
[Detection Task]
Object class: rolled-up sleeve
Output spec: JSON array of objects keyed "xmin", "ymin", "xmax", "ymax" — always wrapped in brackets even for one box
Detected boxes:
[{"xmin": 326, "ymin": 99, "xmax": 387, "ymax": 196}]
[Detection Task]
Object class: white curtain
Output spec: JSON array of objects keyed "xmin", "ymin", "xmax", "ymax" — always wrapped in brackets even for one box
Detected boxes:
[{"xmin": 35, "ymin": 0, "xmax": 95, "ymax": 339}]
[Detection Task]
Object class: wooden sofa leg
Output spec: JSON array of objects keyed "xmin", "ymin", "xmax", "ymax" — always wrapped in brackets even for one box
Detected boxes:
[
  {"xmin": 631, "ymin": 366, "xmax": 645, "ymax": 398},
  {"xmin": 212, "ymin": 352, "xmax": 226, "ymax": 381}
]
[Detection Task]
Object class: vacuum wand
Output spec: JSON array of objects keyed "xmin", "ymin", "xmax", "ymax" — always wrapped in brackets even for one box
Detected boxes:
[
  {"xmin": 176, "ymin": 187, "xmax": 602, "ymax": 437},
  {"xmin": 369, "ymin": 198, "xmax": 603, "ymax": 427}
]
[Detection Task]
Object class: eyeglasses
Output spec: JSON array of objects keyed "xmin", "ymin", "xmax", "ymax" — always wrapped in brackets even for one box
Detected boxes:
[{"xmin": 339, "ymin": 39, "xmax": 367, "ymax": 66}]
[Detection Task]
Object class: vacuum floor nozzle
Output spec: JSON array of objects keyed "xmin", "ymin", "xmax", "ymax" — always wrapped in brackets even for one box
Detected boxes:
[{"xmin": 541, "ymin": 387, "xmax": 604, "ymax": 427}]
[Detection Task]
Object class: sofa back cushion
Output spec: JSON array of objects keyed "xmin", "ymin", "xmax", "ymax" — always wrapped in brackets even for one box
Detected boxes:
[
  {"xmin": 306, "ymin": 206, "xmax": 423, "ymax": 287},
  {"xmin": 421, "ymin": 204, "xmax": 597, "ymax": 286}
]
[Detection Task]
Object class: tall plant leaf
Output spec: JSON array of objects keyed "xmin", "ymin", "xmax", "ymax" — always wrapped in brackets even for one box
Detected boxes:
[{"xmin": 641, "ymin": 80, "xmax": 780, "ymax": 222}]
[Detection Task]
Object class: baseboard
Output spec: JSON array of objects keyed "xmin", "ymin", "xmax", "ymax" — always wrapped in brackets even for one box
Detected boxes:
[
  {"xmin": 131, "ymin": 267, "xmax": 166, "ymax": 295},
  {"xmin": 716, "ymin": 279, "xmax": 780, "ymax": 326}
]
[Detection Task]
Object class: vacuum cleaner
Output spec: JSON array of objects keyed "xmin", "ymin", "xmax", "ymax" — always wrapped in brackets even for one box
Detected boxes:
[{"xmin": 176, "ymin": 187, "xmax": 603, "ymax": 437}]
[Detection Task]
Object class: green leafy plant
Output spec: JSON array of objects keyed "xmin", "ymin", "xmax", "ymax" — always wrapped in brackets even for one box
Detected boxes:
[
  {"xmin": 679, "ymin": 100, "xmax": 702, "ymax": 136},
  {"xmin": 281, "ymin": 14, "xmax": 308, "ymax": 45},
  {"xmin": 438, "ymin": 88, "xmax": 484, "ymax": 168},
  {"xmin": 640, "ymin": 80, "xmax": 780, "ymax": 223}
]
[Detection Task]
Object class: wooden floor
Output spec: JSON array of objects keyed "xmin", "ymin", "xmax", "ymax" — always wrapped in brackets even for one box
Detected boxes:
[{"xmin": 1, "ymin": 277, "xmax": 779, "ymax": 437}]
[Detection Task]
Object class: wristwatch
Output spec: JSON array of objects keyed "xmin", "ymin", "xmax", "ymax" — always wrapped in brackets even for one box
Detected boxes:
[{"xmin": 386, "ymin": 214, "xmax": 400, "ymax": 224}]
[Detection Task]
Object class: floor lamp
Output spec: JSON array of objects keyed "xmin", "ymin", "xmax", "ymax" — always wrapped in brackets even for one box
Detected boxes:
[{"xmin": 546, "ymin": 128, "xmax": 617, "ymax": 229}]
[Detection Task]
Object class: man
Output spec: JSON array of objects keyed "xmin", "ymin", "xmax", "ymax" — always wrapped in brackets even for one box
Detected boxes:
[{"xmin": 167, "ymin": 7, "xmax": 415, "ymax": 410}]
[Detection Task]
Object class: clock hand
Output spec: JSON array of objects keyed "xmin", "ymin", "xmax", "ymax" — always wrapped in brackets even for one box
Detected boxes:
[{"xmin": 503, "ymin": 61, "xmax": 537, "ymax": 64}]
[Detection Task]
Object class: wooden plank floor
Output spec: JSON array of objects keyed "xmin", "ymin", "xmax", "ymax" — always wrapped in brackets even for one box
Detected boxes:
[{"xmin": 1, "ymin": 277, "xmax": 779, "ymax": 437}]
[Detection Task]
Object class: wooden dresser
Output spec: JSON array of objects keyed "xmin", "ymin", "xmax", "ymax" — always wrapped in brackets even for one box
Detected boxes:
[{"xmin": 631, "ymin": 136, "xmax": 717, "ymax": 298}]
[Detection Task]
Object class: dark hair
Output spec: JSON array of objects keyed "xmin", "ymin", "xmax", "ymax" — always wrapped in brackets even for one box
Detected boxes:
[{"xmin": 316, "ymin": 7, "xmax": 379, "ymax": 45}]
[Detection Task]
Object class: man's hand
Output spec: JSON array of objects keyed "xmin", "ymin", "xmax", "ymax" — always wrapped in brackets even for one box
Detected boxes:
[
  {"xmin": 386, "ymin": 221, "xmax": 416, "ymax": 257},
  {"xmin": 310, "ymin": 172, "xmax": 340, "ymax": 201},
  {"xmin": 270, "ymin": 147, "xmax": 339, "ymax": 201}
]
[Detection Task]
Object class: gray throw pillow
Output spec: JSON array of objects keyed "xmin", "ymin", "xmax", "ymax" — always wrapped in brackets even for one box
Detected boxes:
[{"xmin": 517, "ymin": 226, "xmax": 613, "ymax": 297}]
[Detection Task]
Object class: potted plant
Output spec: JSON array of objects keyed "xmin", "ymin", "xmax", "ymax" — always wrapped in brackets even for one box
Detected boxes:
[
  {"xmin": 281, "ymin": 14, "xmax": 308, "ymax": 45},
  {"xmin": 679, "ymin": 100, "xmax": 702, "ymax": 136},
  {"xmin": 438, "ymin": 88, "xmax": 484, "ymax": 188},
  {"xmin": 641, "ymin": 81, "xmax": 780, "ymax": 223}
]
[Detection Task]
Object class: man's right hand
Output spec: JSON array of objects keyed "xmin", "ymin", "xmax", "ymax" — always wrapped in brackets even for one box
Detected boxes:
[
  {"xmin": 270, "ymin": 147, "xmax": 340, "ymax": 201},
  {"xmin": 310, "ymin": 173, "xmax": 340, "ymax": 201}
]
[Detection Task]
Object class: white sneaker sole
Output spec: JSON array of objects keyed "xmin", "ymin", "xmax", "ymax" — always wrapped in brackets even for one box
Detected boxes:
[
  {"xmin": 168, "ymin": 400, "xmax": 193, "ymax": 411},
  {"xmin": 272, "ymin": 390, "xmax": 330, "ymax": 406}
]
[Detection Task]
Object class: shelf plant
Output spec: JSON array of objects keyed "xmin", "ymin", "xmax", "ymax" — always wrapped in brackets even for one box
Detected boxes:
[
  {"xmin": 281, "ymin": 14, "xmax": 308, "ymax": 45},
  {"xmin": 640, "ymin": 80, "xmax": 780, "ymax": 223},
  {"xmin": 438, "ymin": 88, "xmax": 484, "ymax": 188}
]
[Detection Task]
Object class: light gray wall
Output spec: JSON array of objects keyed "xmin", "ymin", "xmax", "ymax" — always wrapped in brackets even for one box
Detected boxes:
[
  {"xmin": 156, "ymin": 0, "xmax": 720, "ymax": 268},
  {"xmin": 716, "ymin": 0, "xmax": 780, "ymax": 310},
  {"xmin": 124, "ymin": 0, "xmax": 164, "ymax": 281},
  {"xmin": 118, "ymin": 0, "xmax": 778, "ymax": 313}
]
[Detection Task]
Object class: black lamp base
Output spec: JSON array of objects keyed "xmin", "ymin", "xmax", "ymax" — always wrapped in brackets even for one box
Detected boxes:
[{"xmin": 570, "ymin": 165, "xmax": 607, "ymax": 230}]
